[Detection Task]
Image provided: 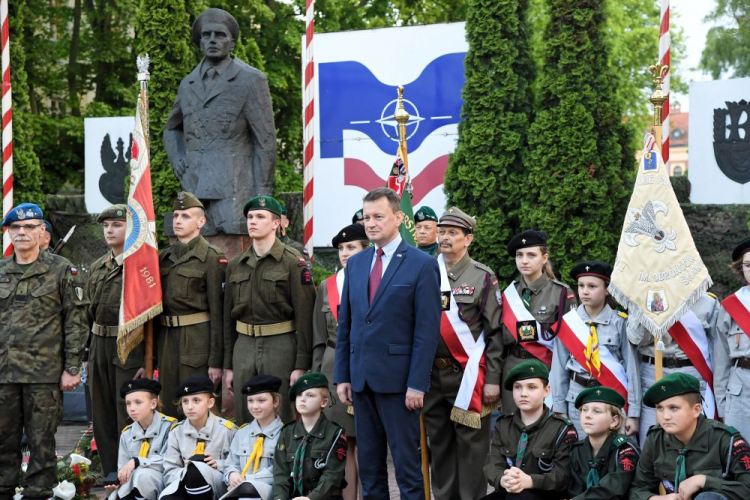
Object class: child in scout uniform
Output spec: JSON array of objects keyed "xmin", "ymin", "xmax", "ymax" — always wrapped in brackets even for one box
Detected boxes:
[
  {"xmin": 312, "ymin": 224, "xmax": 368, "ymax": 500},
  {"xmin": 483, "ymin": 360, "xmax": 578, "ymax": 500},
  {"xmin": 567, "ymin": 387, "xmax": 639, "ymax": 500},
  {"xmin": 109, "ymin": 379, "xmax": 175, "ymax": 500},
  {"xmin": 629, "ymin": 372, "xmax": 750, "ymax": 500},
  {"xmin": 714, "ymin": 237, "xmax": 750, "ymax": 439},
  {"xmin": 550, "ymin": 261, "xmax": 640, "ymax": 438},
  {"xmin": 272, "ymin": 372, "xmax": 347, "ymax": 500},
  {"xmin": 161, "ymin": 376, "xmax": 238, "ymax": 500},
  {"xmin": 501, "ymin": 230, "xmax": 577, "ymax": 413},
  {"xmin": 222, "ymin": 375, "xmax": 284, "ymax": 500}
]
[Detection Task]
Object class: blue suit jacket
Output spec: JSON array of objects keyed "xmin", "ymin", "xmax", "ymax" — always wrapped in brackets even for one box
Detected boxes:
[{"xmin": 333, "ymin": 239, "xmax": 442, "ymax": 393}]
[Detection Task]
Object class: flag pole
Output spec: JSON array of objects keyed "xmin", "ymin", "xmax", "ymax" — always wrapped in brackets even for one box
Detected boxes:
[
  {"xmin": 648, "ymin": 63, "xmax": 669, "ymax": 382},
  {"xmin": 1, "ymin": 0, "xmax": 13, "ymax": 257},
  {"xmin": 137, "ymin": 54, "xmax": 154, "ymax": 380}
]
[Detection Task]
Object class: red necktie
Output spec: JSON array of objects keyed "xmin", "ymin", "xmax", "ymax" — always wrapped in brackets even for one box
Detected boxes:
[{"xmin": 369, "ymin": 248, "xmax": 384, "ymax": 304}]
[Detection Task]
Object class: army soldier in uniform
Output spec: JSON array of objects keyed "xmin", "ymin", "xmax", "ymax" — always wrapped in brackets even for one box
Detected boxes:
[
  {"xmin": 414, "ymin": 206, "xmax": 439, "ymax": 256},
  {"xmin": 500, "ymin": 230, "xmax": 577, "ymax": 413},
  {"xmin": 351, "ymin": 209, "xmax": 364, "ymax": 226},
  {"xmin": 423, "ymin": 207, "xmax": 503, "ymax": 500},
  {"xmin": 0, "ymin": 203, "xmax": 88, "ymax": 499},
  {"xmin": 224, "ymin": 195, "xmax": 315, "ymax": 424},
  {"xmin": 86, "ymin": 204, "xmax": 146, "ymax": 475},
  {"xmin": 158, "ymin": 192, "xmax": 227, "ymax": 417},
  {"xmin": 40, "ymin": 220, "xmax": 53, "ymax": 251},
  {"xmin": 278, "ymin": 205, "xmax": 306, "ymax": 255}
]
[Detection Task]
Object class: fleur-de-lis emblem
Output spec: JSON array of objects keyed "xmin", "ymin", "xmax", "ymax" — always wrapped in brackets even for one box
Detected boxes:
[{"xmin": 624, "ymin": 199, "xmax": 677, "ymax": 253}]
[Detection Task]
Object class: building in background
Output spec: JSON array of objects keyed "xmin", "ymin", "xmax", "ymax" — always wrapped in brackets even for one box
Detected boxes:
[{"xmin": 670, "ymin": 103, "xmax": 688, "ymax": 177}]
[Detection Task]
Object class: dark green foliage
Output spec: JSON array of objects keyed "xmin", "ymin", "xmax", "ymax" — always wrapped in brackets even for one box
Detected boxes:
[
  {"xmin": 445, "ymin": 0, "xmax": 534, "ymax": 280},
  {"xmin": 672, "ymin": 176, "xmax": 691, "ymax": 204},
  {"xmin": 523, "ymin": 0, "xmax": 634, "ymax": 280}
]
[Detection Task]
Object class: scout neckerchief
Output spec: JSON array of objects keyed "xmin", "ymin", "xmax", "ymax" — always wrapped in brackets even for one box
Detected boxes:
[
  {"xmin": 325, "ymin": 269, "xmax": 345, "ymax": 323},
  {"xmin": 516, "ymin": 431, "xmax": 528, "ymax": 467},
  {"xmin": 675, "ymin": 448, "xmax": 688, "ymax": 490},
  {"xmin": 666, "ymin": 311, "xmax": 716, "ymax": 418},
  {"xmin": 586, "ymin": 460, "xmax": 601, "ymax": 487},
  {"xmin": 138, "ymin": 441, "xmax": 150, "ymax": 458},
  {"xmin": 292, "ymin": 435, "xmax": 310, "ymax": 496},
  {"xmin": 584, "ymin": 322, "xmax": 602, "ymax": 374},
  {"xmin": 193, "ymin": 440, "xmax": 205, "ymax": 455},
  {"xmin": 437, "ymin": 254, "xmax": 491, "ymax": 429},
  {"xmin": 721, "ymin": 286, "xmax": 750, "ymax": 340},
  {"xmin": 556, "ymin": 309, "xmax": 628, "ymax": 407},
  {"xmin": 501, "ymin": 282, "xmax": 553, "ymax": 365},
  {"xmin": 241, "ymin": 433, "xmax": 266, "ymax": 477}
]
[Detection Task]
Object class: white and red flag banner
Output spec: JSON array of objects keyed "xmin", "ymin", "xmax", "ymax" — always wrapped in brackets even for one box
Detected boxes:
[{"xmin": 118, "ymin": 90, "xmax": 162, "ymax": 363}]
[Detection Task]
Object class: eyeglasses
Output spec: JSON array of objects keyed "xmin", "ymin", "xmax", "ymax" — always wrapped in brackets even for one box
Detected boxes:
[{"xmin": 7, "ymin": 223, "xmax": 43, "ymax": 232}]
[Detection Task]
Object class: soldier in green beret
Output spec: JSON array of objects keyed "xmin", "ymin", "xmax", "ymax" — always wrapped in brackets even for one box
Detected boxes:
[
  {"xmin": 224, "ymin": 195, "xmax": 316, "ymax": 424},
  {"xmin": 414, "ymin": 206, "xmax": 439, "ymax": 256},
  {"xmin": 629, "ymin": 373, "xmax": 750, "ymax": 500},
  {"xmin": 483, "ymin": 360, "xmax": 578, "ymax": 500},
  {"xmin": 40, "ymin": 220, "xmax": 53, "ymax": 251},
  {"xmin": 86, "ymin": 204, "xmax": 146, "ymax": 476},
  {"xmin": 568, "ymin": 387, "xmax": 639, "ymax": 500},
  {"xmin": 0, "ymin": 203, "xmax": 88, "ymax": 498},
  {"xmin": 158, "ymin": 192, "xmax": 227, "ymax": 418},
  {"xmin": 272, "ymin": 372, "xmax": 347, "ymax": 500},
  {"xmin": 422, "ymin": 206, "xmax": 503, "ymax": 500}
]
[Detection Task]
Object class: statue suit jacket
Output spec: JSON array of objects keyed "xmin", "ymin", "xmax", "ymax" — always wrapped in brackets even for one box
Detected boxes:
[{"xmin": 333, "ymin": 238, "xmax": 441, "ymax": 393}]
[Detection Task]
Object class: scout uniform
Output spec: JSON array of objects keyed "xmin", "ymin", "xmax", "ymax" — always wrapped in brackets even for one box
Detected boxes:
[
  {"xmin": 272, "ymin": 373, "xmax": 347, "ymax": 500},
  {"xmin": 629, "ymin": 373, "xmax": 750, "ymax": 500},
  {"xmin": 87, "ymin": 204, "xmax": 145, "ymax": 475},
  {"xmin": 222, "ymin": 375, "xmax": 284, "ymax": 500},
  {"xmin": 484, "ymin": 361, "xmax": 578, "ymax": 500},
  {"xmin": 351, "ymin": 209, "xmax": 364, "ymax": 226},
  {"xmin": 312, "ymin": 223, "xmax": 368, "ymax": 437},
  {"xmin": 158, "ymin": 192, "xmax": 227, "ymax": 418},
  {"xmin": 422, "ymin": 207, "xmax": 503, "ymax": 500},
  {"xmin": 111, "ymin": 379, "xmax": 175, "ymax": 500},
  {"xmin": 161, "ymin": 376, "xmax": 238, "ymax": 500},
  {"xmin": 568, "ymin": 387, "xmax": 639, "ymax": 500},
  {"xmin": 550, "ymin": 261, "xmax": 640, "ymax": 437},
  {"xmin": 224, "ymin": 195, "xmax": 315, "ymax": 424},
  {"xmin": 0, "ymin": 203, "xmax": 88, "ymax": 499},
  {"xmin": 714, "ymin": 237, "xmax": 750, "ymax": 439},
  {"xmin": 414, "ymin": 206, "xmax": 439, "ymax": 256},
  {"xmin": 628, "ymin": 293, "xmax": 718, "ymax": 443},
  {"xmin": 501, "ymin": 230, "xmax": 577, "ymax": 413}
]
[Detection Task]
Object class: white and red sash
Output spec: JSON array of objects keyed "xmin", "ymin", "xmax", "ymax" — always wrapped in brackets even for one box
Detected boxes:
[
  {"xmin": 722, "ymin": 286, "xmax": 750, "ymax": 339},
  {"xmin": 501, "ymin": 283, "xmax": 554, "ymax": 365},
  {"xmin": 667, "ymin": 310, "xmax": 716, "ymax": 418},
  {"xmin": 556, "ymin": 310, "xmax": 629, "ymax": 409},
  {"xmin": 438, "ymin": 255, "xmax": 488, "ymax": 429},
  {"xmin": 325, "ymin": 270, "xmax": 345, "ymax": 323}
]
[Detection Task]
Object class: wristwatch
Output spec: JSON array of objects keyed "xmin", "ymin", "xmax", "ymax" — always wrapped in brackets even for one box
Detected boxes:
[{"xmin": 65, "ymin": 366, "xmax": 79, "ymax": 376}]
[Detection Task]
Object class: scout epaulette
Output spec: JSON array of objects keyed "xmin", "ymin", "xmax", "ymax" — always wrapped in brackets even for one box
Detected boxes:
[
  {"xmin": 163, "ymin": 414, "xmax": 177, "ymax": 422},
  {"xmin": 617, "ymin": 311, "xmax": 628, "ymax": 319},
  {"xmin": 239, "ymin": 423, "xmax": 248, "ymax": 429},
  {"xmin": 170, "ymin": 420, "xmax": 184, "ymax": 431},
  {"xmin": 707, "ymin": 292, "xmax": 717, "ymax": 299},
  {"xmin": 121, "ymin": 424, "xmax": 132, "ymax": 434},
  {"xmin": 612, "ymin": 434, "xmax": 629, "ymax": 448},
  {"xmin": 220, "ymin": 418, "xmax": 236, "ymax": 430},
  {"xmin": 551, "ymin": 413, "xmax": 574, "ymax": 426}
]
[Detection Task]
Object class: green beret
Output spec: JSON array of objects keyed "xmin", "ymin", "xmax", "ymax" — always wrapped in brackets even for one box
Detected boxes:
[
  {"xmin": 643, "ymin": 372, "xmax": 700, "ymax": 408},
  {"xmin": 503, "ymin": 360, "xmax": 549, "ymax": 391},
  {"xmin": 173, "ymin": 192, "xmax": 204, "ymax": 211},
  {"xmin": 243, "ymin": 195, "xmax": 283, "ymax": 217},
  {"xmin": 574, "ymin": 387, "xmax": 625, "ymax": 410},
  {"xmin": 43, "ymin": 220, "xmax": 53, "ymax": 233},
  {"xmin": 288, "ymin": 372, "xmax": 329, "ymax": 400},
  {"xmin": 438, "ymin": 206, "xmax": 476, "ymax": 231},
  {"xmin": 507, "ymin": 230, "xmax": 548, "ymax": 257},
  {"xmin": 414, "ymin": 206, "xmax": 438, "ymax": 223},
  {"xmin": 96, "ymin": 204, "xmax": 128, "ymax": 223}
]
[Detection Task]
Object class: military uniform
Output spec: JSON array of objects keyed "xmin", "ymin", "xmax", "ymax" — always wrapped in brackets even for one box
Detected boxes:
[
  {"xmin": 0, "ymin": 206, "xmax": 88, "ymax": 499},
  {"xmin": 158, "ymin": 194, "xmax": 226, "ymax": 418},
  {"xmin": 568, "ymin": 434, "xmax": 639, "ymax": 500},
  {"xmin": 87, "ymin": 204, "xmax": 145, "ymax": 475},
  {"xmin": 628, "ymin": 293, "xmax": 718, "ymax": 443},
  {"xmin": 279, "ymin": 234, "xmax": 306, "ymax": 255},
  {"xmin": 714, "ymin": 298, "xmax": 750, "ymax": 439},
  {"xmin": 414, "ymin": 206, "xmax": 439, "ymax": 257},
  {"xmin": 422, "ymin": 207, "xmax": 503, "ymax": 500}
]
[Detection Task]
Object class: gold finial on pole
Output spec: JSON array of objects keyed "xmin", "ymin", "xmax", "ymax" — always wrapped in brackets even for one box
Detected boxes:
[
  {"xmin": 394, "ymin": 85, "xmax": 409, "ymax": 145},
  {"xmin": 648, "ymin": 64, "xmax": 669, "ymax": 147}
]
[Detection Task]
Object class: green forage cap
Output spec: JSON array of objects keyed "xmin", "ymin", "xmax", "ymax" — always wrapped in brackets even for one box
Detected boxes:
[
  {"xmin": 503, "ymin": 359, "xmax": 549, "ymax": 391},
  {"xmin": 288, "ymin": 372, "xmax": 329, "ymax": 400},
  {"xmin": 96, "ymin": 204, "xmax": 128, "ymax": 223},
  {"xmin": 643, "ymin": 372, "xmax": 700, "ymax": 408},
  {"xmin": 243, "ymin": 195, "xmax": 283, "ymax": 217},
  {"xmin": 414, "ymin": 206, "xmax": 438, "ymax": 223},
  {"xmin": 173, "ymin": 191, "xmax": 205, "ymax": 211},
  {"xmin": 574, "ymin": 387, "xmax": 625, "ymax": 410},
  {"xmin": 438, "ymin": 206, "xmax": 476, "ymax": 232}
]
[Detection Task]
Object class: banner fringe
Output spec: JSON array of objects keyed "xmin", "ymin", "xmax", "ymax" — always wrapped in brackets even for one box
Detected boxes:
[
  {"xmin": 117, "ymin": 303, "xmax": 162, "ymax": 364},
  {"xmin": 450, "ymin": 406, "xmax": 482, "ymax": 429}
]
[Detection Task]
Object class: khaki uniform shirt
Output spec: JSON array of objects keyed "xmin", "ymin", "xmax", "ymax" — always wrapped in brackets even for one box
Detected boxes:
[
  {"xmin": 224, "ymin": 238, "xmax": 315, "ymax": 370},
  {"xmin": 568, "ymin": 434, "xmax": 640, "ymax": 500},
  {"xmin": 87, "ymin": 251, "xmax": 122, "ymax": 328},
  {"xmin": 714, "ymin": 296, "xmax": 750, "ymax": 417},
  {"xmin": 0, "ymin": 251, "xmax": 88, "ymax": 383}
]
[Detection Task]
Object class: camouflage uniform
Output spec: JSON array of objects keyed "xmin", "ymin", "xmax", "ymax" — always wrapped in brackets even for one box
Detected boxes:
[{"xmin": 0, "ymin": 250, "xmax": 87, "ymax": 499}]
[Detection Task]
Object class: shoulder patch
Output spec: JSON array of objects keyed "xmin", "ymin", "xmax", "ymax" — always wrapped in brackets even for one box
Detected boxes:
[
  {"xmin": 567, "ymin": 293, "xmax": 576, "ymax": 300},
  {"xmin": 301, "ymin": 267, "xmax": 313, "ymax": 286},
  {"xmin": 121, "ymin": 424, "xmax": 131, "ymax": 434},
  {"xmin": 617, "ymin": 311, "xmax": 628, "ymax": 318},
  {"xmin": 70, "ymin": 267, "xmax": 78, "ymax": 275},
  {"xmin": 617, "ymin": 444, "xmax": 638, "ymax": 471}
]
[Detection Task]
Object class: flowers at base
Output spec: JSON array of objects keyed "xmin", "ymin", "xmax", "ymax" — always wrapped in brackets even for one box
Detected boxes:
[{"xmin": 52, "ymin": 480, "xmax": 76, "ymax": 500}]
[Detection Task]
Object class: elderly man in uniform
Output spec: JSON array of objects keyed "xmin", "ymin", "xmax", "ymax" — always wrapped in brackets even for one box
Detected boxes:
[
  {"xmin": 0, "ymin": 203, "xmax": 87, "ymax": 499},
  {"xmin": 158, "ymin": 192, "xmax": 227, "ymax": 418},
  {"xmin": 223, "ymin": 195, "xmax": 315, "ymax": 424},
  {"xmin": 414, "ymin": 206, "xmax": 439, "ymax": 256},
  {"xmin": 86, "ymin": 204, "xmax": 146, "ymax": 476},
  {"xmin": 164, "ymin": 8, "xmax": 276, "ymax": 234},
  {"xmin": 423, "ymin": 207, "xmax": 503, "ymax": 500}
]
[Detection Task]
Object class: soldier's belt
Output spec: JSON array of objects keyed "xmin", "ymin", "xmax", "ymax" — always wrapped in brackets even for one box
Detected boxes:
[
  {"xmin": 236, "ymin": 320, "xmax": 295, "ymax": 337},
  {"xmin": 159, "ymin": 312, "xmax": 210, "ymax": 328},
  {"xmin": 92, "ymin": 323, "xmax": 119, "ymax": 337},
  {"xmin": 510, "ymin": 344, "xmax": 534, "ymax": 359}
]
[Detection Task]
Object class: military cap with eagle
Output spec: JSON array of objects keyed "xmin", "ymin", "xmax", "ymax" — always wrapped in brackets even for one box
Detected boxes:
[
  {"xmin": 173, "ymin": 191, "xmax": 205, "ymax": 211},
  {"xmin": 243, "ymin": 195, "xmax": 283, "ymax": 217},
  {"xmin": 2, "ymin": 203, "xmax": 43, "ymax": 226},
  {"xmin": 414, "ymin": 206, "xmax": 438, "ymax": 223},
  {"xmin": 438, "ymin": 206, "xmax": 476, "ymax": 232},
  {"xmin": 97, "ymin": 204, "xmax": 128, "ymax": 223}
]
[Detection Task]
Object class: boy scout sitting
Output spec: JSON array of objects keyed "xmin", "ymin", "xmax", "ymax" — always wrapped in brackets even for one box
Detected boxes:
[
  {"xmin": 629, "ymin": 372, "xmax": 750, "ymax": 500},
  {"xmin": 483, "ymin": 360, "xmax": 578, "ymax": 500}
]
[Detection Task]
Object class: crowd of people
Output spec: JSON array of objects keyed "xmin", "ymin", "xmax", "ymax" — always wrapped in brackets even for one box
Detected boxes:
[{"xmin": 1, "ymin": 186, "xmax": 750, "ymax": 500}]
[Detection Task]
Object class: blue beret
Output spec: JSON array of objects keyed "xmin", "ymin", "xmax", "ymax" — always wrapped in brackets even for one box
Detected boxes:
[{"xmin": 2, "ymin": 203, "xmax": 44, "ymax": 226}]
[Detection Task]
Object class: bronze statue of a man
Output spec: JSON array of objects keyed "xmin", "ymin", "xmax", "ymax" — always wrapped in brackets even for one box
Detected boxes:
[{"xmin": 164, "ymin": 8, "xmax": 276, "ymax": 234}]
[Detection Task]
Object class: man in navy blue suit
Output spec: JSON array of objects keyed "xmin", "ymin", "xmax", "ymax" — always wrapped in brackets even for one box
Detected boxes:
[{"xmin": 334, "ymin": 187, "xmax": 442, "ymax": 500}]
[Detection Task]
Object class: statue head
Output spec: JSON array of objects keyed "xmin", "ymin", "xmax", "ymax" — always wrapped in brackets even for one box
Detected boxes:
[{"xmin": 192, "ymin": 8, "xmax": 239, "ymax": 61}]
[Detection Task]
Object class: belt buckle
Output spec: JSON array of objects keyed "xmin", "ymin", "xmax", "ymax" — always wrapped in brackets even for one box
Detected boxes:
[
  {"xmin": 165, "ymin": 316, "xmax": 173, "ymax": 327},
  {"xmin": 665, "ymin": 358, "xmax": 677, "ymax": 369},
  {"xmin": 252, "ymin": 324, "xmax": 261, "ymax": 336},
  {"xmin": 587, "ymin": 378, "xmax": 598, "ymax": 388}
]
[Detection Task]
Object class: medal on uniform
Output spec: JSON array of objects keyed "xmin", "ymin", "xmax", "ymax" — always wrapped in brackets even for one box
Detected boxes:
[
  {"xmin": 516, "ymin": 321, "xmax": 539, "ymax": 342},
  {"xmin": 441, "ymin": 291, "xmax": 451, "ymax": 311}
]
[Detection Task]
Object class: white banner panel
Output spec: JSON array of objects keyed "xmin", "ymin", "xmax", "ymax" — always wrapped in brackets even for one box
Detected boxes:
[{"xmin": 84, "ymin": 116, "xmax": 134, "ymax": 214}]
